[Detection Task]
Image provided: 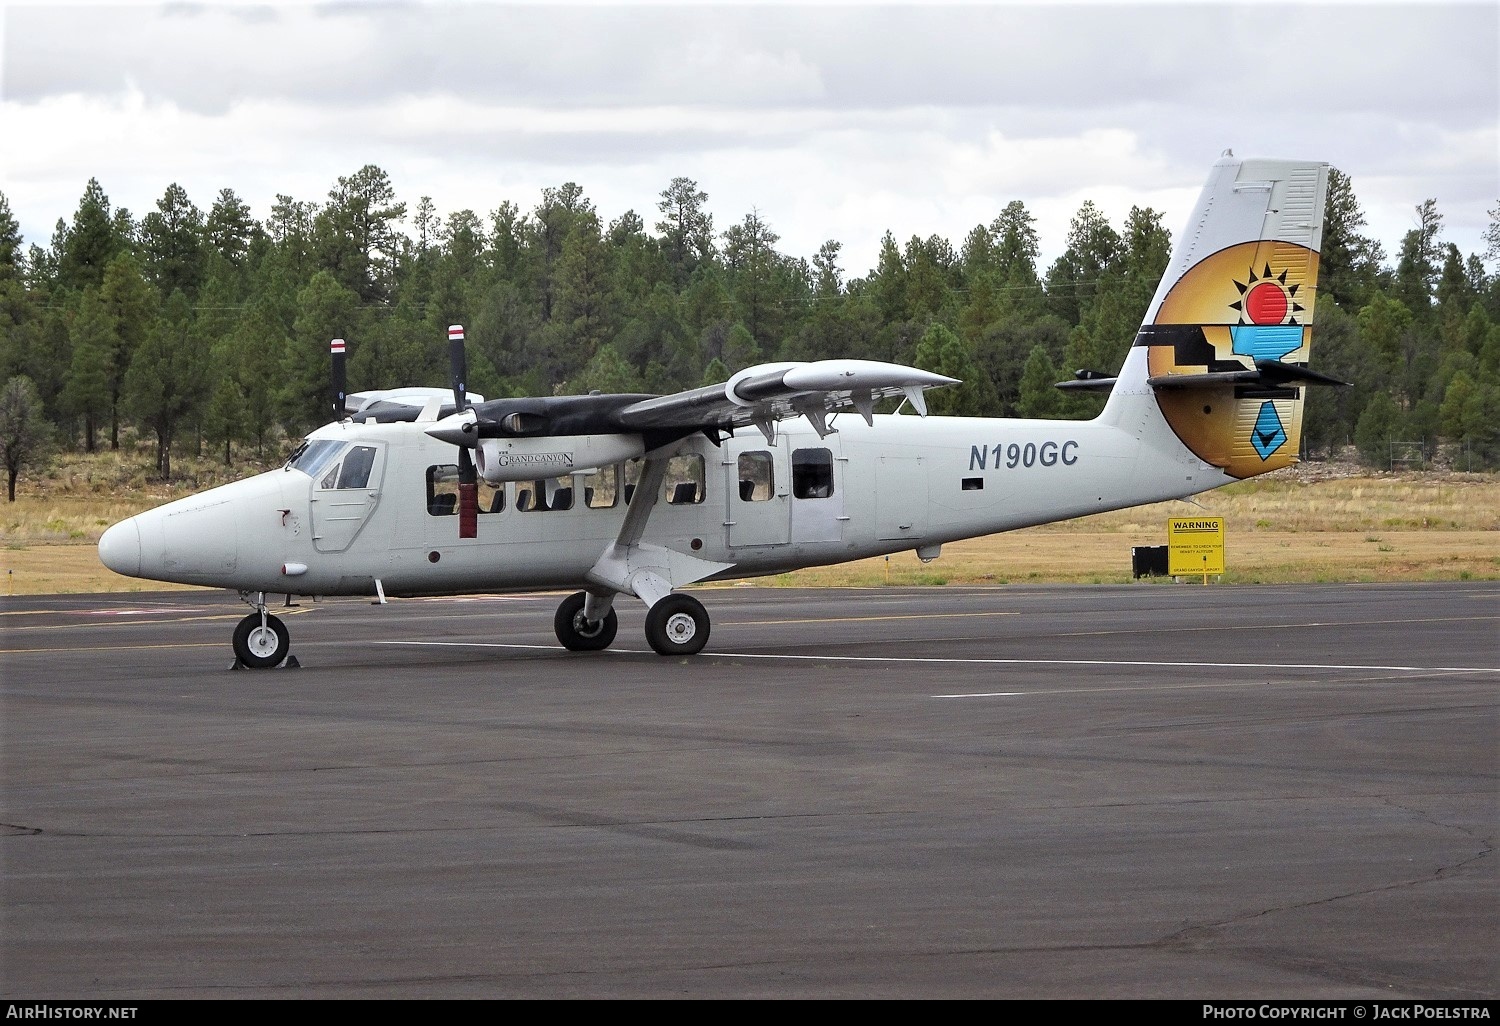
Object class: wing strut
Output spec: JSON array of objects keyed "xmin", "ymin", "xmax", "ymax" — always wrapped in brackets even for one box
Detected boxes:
[{"xmin": 584, "ymin": 447, "xmax": 733, "ymax": 617}]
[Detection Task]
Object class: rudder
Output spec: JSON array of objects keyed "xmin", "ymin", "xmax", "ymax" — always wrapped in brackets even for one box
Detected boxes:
[{"xmin": 1105, "ymin": 155, "xmax": 1335, "ymax": 480}]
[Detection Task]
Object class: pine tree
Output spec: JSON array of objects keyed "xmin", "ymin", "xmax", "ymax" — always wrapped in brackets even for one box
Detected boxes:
[
  {"xmin": 0, "ymin": 375, "xmax": 50, "ymax": 501},
  {"xmin": 139, "ymin": 183, "xmax": 207, "ymax": 298},
  {"xmin": 913, "ymin": 323, "xmax": 991, "ymax": 415},
  {"xmin": 1015, "ymin": 344, "xmax": 1065, "ymax": 419},
  {"xmin": 61, "ymin": 289, "xmax": 114, "ymax": 451},
  {"xmin": 656, "ymin": 177, "xmax": 714, "ymax": 285},
  {"xmin": 98, "ymin": 252, "xmax": 159, "ymax": 449},
  {"xmin": 125, "ymin": 290, "xmax": 206, "ymax": 478}
]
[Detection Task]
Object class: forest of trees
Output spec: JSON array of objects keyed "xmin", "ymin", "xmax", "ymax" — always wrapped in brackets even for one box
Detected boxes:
[{"xmin": 1, "ymin": 164, "xmax": 1497, "ymax": 487}]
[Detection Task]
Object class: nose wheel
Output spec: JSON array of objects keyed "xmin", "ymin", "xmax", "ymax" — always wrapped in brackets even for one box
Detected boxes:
[
  {"xmin": 644, "ymin": 593, "xmax": 710, "ymax": 656},
  {"xmin": 233, "ymin": 612, "xmax": 291, "ymax": 668}
]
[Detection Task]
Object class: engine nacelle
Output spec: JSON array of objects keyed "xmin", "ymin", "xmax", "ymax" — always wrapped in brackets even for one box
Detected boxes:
[{"xmin": 473, "ymin": 434, "xmax": 646, "ymax": 484}]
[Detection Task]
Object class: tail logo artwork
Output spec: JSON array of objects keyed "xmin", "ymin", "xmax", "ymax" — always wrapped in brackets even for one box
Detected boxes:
[
  {"xmin": 1231, "ymin": 263, "xmax": 1307, "ymax": 362},
  {"xmin": 1252, "ymin": 401, "xmax": 1289, "ymax": 460}
]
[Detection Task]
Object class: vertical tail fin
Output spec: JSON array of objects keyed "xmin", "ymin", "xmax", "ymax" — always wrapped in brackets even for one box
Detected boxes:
[{"xmin": 1103, "ymin": 154, "xmax": 1335, "ymax": 479}]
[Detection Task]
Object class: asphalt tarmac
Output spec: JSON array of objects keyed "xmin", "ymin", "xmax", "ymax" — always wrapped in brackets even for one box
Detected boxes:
[{"xmin": 2, "ymin": 582, "xmax": 1496, "ymax": 999}]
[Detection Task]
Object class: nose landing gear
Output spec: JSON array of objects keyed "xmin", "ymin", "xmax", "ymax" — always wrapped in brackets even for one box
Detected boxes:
[{"xmin": 231, "ymin": 591, "xmax": 295, "ymax": 669}]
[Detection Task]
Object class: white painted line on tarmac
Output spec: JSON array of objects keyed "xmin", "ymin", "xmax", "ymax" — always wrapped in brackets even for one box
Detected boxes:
[{"xmin": 379, "ymin": 640, "xmax": 1500, "ymax": 679}]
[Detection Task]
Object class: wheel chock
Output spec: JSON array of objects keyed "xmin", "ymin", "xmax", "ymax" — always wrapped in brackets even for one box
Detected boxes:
[{"xmin": 227, "ymin": 655, "xmax": 301, "ymax": 670}]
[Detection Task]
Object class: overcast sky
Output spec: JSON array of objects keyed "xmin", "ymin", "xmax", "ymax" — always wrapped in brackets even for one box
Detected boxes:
[{"xmin": 2, "ymin": 1, "xmax": 1495, "ymax": 279}]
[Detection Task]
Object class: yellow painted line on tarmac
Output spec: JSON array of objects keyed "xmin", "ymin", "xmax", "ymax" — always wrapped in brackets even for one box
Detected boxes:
[
  {"xmin": 0, "ymin": 609, "xmax": 199, "ymax": 618},
  {"xmin": 0, "ymin": 609, "xmax": 237, "ymax": 618},
  {"xmin": 1, "ymin": 607, "xmax": 317, "ymax": 632},
  {"xmin": 3, "ymin": 642, "xmax": 224, "ymax": 654}
]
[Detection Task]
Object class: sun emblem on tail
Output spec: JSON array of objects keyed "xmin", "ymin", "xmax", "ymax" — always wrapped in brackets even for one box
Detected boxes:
[{"xmin": 1229, "ymin": 264, "xmax": 1306, "ymax": 362}]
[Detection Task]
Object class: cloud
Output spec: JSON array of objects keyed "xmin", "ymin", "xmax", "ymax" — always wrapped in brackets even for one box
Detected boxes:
[{"xmin": 2, "ymin": 2, "xmax": 1495, "ymax": 274}]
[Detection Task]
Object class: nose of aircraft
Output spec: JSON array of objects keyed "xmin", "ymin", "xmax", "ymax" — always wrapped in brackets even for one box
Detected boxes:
[{"xmin": 98, "ymin": 518, "xmax": 142, "ymax": 577}]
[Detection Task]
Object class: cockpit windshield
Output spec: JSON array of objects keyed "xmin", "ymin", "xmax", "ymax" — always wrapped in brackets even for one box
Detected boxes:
[{"xmin": 286, "ymin": 439, "xmax": 345, "ymax": 480}]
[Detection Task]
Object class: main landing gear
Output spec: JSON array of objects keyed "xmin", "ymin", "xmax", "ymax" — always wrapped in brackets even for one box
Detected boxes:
[
  {"xmin": 552, "ymin": 590, "xmax": 710, "ymax": 656},
  {"xmin": 553, "ymin": 591, "xmax": 619, "ymax": 651},
  {"xmin": 643, "ymin": 593, "xmax": 710, "ymax": 656},
  {"xmin": 231, "ymin": 591, "xmax": 293, "ymax": 669}
]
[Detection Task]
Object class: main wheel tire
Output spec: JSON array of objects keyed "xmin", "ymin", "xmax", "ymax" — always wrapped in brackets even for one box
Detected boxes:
[
  {"xmin": 232, "ymin": 612, "xmax": 290, "ymax": 669},
  {"xmin": 644, "ymin": 593, "xmax": 710, "ymax": 656},
  {"xmin": 553, "ymin": 591, "xmax": 619, "ymax": 652}
]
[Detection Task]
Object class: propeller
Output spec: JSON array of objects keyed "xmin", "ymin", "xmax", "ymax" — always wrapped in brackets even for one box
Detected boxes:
[
  {"xmin": 331, "ymin": 338, "xmax": 347, "ymax": 419},
  {"xmin": 448, "ymin": 325, "xmax": 479, "ymax": 539}
]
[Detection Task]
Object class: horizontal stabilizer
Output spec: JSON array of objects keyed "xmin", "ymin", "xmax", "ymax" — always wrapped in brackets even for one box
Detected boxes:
[
  {"xmin": 1054, "ymin": 376, "xmax": 1117, "ymax": 392},
  {"xmin": 1055, "ymin": 369, "xmax": 1117, "ymax": 392},
  {"xmin": 1148, "ymin": 359, "xmax": 1350, "ymax": 390}
]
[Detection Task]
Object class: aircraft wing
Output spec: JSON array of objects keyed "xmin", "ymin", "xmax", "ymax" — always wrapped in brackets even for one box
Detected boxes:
[
  {"xmin": 421, "ymin": 358, "xmax": 960, "ymax": 447},
  {"xmin": 616, "ymin": 359, "xmax": 959, "ymax": 439}
]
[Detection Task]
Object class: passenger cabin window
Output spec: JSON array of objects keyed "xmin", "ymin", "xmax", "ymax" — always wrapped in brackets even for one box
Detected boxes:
[
  {"xmin": 664, "ymin": 454, "xmax": 705, "ymax": 504},
  {"xmin": 792, "ymin": 447, "xmax": 835, "ymax": 499},
  {"xmin": 481, "ymin": 481, "xmax": 504, "ymax": 512},
  {"xmin": 517, "ymin": 477, "xmax": 573, "ymax": 512},
  {"xmin": 426, "ymin": 464, "xmax": 502, "ymax": 516},
  {"xmin": 427, "ymin": 465, "xmax": 458, "ymax": 516},
  {"xmin": 737, "ymin": 451, "xmax": 774, "ymax": 501},
  {"xmin": 584, "ymin": 465, "xmax": 618, "ymax": 509}
]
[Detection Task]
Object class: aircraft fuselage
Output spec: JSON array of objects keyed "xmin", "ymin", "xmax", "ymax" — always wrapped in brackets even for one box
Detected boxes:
[{"xmin": 100, "ymin": 404, "xmax": 1228, "ymax": 599}]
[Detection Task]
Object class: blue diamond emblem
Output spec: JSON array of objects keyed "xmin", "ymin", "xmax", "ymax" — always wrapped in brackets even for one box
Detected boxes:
[{"xmin": 1251, "ymin": 401, "xmax": 1287, "ymax": 460}]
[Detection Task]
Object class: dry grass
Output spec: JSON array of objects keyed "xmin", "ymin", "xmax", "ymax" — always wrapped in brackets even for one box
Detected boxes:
[
  {"xmin": 2, "ymin": 449, "xmax": 1497, "ymax": 595},
  {"xmin": 2, "ymin": 447, "xmax": 285, "ymax": 595},
  {"xmin": 768, "ymin": 530, "xmax": 1500, "ymax": 588},
  {"xmin": 771, "ymin": 471, "xmax": 1500, "ymax": 587}
]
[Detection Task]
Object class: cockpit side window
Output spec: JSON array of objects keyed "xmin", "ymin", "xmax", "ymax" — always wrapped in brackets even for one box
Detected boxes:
[{"xmin": 336, "ymin": 446, "xmax": 378, "ymax": 489}]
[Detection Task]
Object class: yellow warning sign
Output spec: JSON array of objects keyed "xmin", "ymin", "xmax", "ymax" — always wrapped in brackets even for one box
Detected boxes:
[{"xmin": 1167, "ymin": 516, "xmax": 1225, "ymax": 576}]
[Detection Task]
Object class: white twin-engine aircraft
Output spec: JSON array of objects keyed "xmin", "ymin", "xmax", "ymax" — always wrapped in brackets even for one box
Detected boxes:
[{"xmin": 99, "ymin": 154, "xmax": 1345, "ymax": 666}]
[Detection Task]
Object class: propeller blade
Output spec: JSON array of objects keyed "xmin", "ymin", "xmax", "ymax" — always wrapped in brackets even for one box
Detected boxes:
[
  {"xmin": 448, "ymin": 324, "xmax": 468, "ymax": 413},
  {"xmin": 457, "ymin": 449, "xmax": 478, "ymax": 539},
  {"xmin": 447, "ymin": 325, "xmax": 478, "ymax": 538},
  {"xmin": 331, "ymin": 338, "xmax": 347, "ymax": 419}
]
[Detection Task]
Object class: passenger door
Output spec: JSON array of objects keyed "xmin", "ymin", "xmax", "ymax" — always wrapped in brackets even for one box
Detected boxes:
[
  {"xmin": 723, "ymin": 437, "xmax": 790, "ymax": 548},
  {"xmin": 788, "ymin": 439, "xmax": 844, "ymax": 544}
]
